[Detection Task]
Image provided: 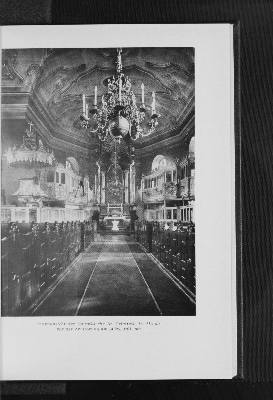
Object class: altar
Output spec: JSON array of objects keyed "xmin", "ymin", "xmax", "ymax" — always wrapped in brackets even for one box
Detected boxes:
[{"xmin": 104, "ymin": 215, "xmax": 130, "ymax": 231}]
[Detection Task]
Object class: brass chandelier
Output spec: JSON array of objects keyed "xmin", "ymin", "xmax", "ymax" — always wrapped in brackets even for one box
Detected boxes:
[{"xmin": 80, "ymin": 48, "xmax": 160, "ymax": 141}]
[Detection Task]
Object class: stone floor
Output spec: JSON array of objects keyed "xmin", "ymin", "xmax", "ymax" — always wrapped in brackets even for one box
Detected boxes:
[{"xmin": 31, "ymin": 235, "xmax": 196, "ymax": 316}]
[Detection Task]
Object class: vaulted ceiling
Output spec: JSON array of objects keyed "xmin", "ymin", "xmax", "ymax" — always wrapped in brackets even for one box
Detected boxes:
[{"xmin": 2, "ymin": 47, "xmax": 194, "ymax": 155}]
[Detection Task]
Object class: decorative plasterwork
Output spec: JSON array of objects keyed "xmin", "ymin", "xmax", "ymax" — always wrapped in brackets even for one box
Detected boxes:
[
  {"xmin": 38, "ymin": 48, "xmax": 194, "ymax": 147},
  {"xmin": 2, "ymin": 50, "xmax": 24, "ymax": 85},
  {"xmin": 2, "ymin": 47, "xmax": 194, "ymax": 153},
  {"xmin": 12, "ymin": 178, "xmax": 49, "ymax": 205},
  {"xmin": 134, "ymin": 115, "xmax": 194, "ymax": 157}
]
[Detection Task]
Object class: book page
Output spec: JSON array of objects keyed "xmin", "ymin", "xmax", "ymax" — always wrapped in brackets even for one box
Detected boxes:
[{"xmin": 0, "ymin": 24, "xmax": 236, "ymax": 380}]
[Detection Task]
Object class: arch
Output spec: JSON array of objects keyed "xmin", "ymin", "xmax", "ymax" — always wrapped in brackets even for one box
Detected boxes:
[
  {"xmin": 66, "ymin": 157, "xmax": 79, "ymax": 174},
  {"xmin": 151, "ymin": 155, "xmax": 176, "ymax": 172},
  {"xmin": 151, "ymin": 155, "xmax": 165, "ymax": 171},
  {"xmin": 189, "ymin": 136, "xmax": 195, "ymax": 153}
]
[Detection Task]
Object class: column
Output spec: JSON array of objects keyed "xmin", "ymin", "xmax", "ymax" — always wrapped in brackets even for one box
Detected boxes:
[
  {"xmin": 129, "ymin": 160, "xmax": 135, "ymax": 205},
  {"xmin": 140, "ymin": 175, "xmax": 144, "ymax": 203},
  {"xmin": 187, "ymin": 158, "xmax": 191, "ymax": 198},
  {"xmin": 131, "ymin": 170, "xmax": 136, "ymax": 203},
  {"xmin": 192, "ymin": 201, "xmax": 195, "ymax": 223},
  {"xmin": 36, "ymin": 207, "xmax": 41, "ymax": 223},
  {"xmin": 94, "ymin": 174, "xmax": 97, "ymax": 202},
  {"xmin": 124, "ymin": 170, "xmax": 129, "ymax": 203},
  {"xmin": 96, "ymin": 162, "xmax": 101, "ymax": 205},
  {"xmin": 11, "ymin": 207, "xmax": 16, "ymax": 222},
  {"xmin": 177, "ymin": 206, "xmax": 181, "ymax": 222},
  {"xmin": 101, "ymin": 172, "xmax": 106, "ymax": 204},
  {"xmin": 25, "ymin": 208, "xmax": 30, "ymax": 223}
]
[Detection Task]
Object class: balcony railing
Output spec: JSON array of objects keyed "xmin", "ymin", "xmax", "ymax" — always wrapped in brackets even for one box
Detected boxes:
[
  {"xmin": 1, "ymin": 206, "xmax": 92, "ymax": 224},
  {"xmin": 142, "ymin": 186, "xmax": 164, "ymax": 202},
  {"xmin": 142, "ymin": 177, "xmax": 195, "ymax": 201}
]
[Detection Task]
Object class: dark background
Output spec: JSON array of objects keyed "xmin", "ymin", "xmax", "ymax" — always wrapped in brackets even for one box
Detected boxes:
[{"xmin": 1, "ymin": 0, "xmax": 272, "ymax": 398}]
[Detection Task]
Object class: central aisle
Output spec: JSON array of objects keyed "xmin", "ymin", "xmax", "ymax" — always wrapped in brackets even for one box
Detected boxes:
[
  {"xmin": 32, "ymin": 235, "xmax": 195, "ymax": 316},
  {"xmin": 77, "ymin": 236, "xmax": 161, "ymax": 316}
]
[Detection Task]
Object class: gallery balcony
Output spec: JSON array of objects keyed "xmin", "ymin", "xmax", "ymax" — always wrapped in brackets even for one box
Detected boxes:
[{"xmin": 178, "ymin": 176, "xmax": 195, "ymax": 199}]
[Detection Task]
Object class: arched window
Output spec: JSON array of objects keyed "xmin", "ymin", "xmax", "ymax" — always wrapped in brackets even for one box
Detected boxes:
[
  {"xmin": 61, "ymin": 173, "xmax": 66, "ymax": 184},
  {"xmin": 159, "ymin": 158, "xmax": 167, "ymax": 168},
  {"xmin": 151, "ymin": 155, "xmax": 176, "ymax": 172},
  {"xmin": 189, "ymin": 136, "xmax": 195, "ymax": 154},
  {"xmin": 151, "ymin": 155, "xmax": 165, "ymax": 171},
  {"xmin": 66, "ymin": 157, "xmax": 79, "ymax": 174}
]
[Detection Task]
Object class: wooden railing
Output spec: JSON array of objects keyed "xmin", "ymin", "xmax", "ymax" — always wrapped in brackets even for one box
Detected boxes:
[
  {"xmin": 1, "ymin": 206, "xmax": 92, "ymax": 224},
  {"xmin": 1, "ymin": 220, "xmax": 97, "ymax": 316}
]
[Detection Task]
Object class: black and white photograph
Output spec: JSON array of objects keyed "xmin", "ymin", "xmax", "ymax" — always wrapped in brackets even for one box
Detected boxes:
[{"xmin": 1, "ymin": 47, "xmax": 196, "ymax": 317}]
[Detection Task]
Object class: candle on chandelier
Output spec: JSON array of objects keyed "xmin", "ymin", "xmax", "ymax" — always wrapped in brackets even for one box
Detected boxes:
[
  {"xmin": 117, "ymin": 49, "xmax": 121, "ymax": 64},
  {"xmin": 152, "ymin": 91, "xmax": 156, "ymax": 114},
  {"xmin": 141, "ymin": 83, "xmax": 144, "ymax": 104},
  {"xmin": 85, "ymin": 103, "xmax": 88, "ymax": 119},
  {"xmin": 94, "ymin": 86, "xmax": 97, "ymax": 106},
  {"xmin": 82, "ymin": 94, "xmax": 85, "ymax": 113}
]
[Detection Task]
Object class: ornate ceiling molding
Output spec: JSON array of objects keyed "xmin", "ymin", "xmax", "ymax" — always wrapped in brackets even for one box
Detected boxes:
[
  {"xmin": 1, "ymin": 103, "xmax": 29, "ymax": 119},
  {"xmin": 2, "ymin": 47, "xmax": 195, "ymax": 154},
  {"xmin": 2, "ymin": 50, "xmax": 24, "ymax": 85},
  {"xmin": 134, "ymin": 115, "xmax": 194, "ymax": 157}
]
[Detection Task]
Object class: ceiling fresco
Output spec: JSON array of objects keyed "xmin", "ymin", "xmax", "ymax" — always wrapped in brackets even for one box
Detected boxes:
[{"xmin": 2, "ymin": 47, "xmax": 194, "ymax": 151}]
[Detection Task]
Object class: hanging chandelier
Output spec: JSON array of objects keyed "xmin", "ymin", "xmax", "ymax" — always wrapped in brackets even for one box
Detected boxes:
[{"xmin": 80, "ymin": 48, "xmax": 160, "ymax": 141}]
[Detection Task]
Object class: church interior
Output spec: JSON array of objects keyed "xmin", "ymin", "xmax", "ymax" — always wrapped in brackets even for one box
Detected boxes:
[{"xmin": 1, "ymin": 47, "xmax": 195, "ymax": 316}]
